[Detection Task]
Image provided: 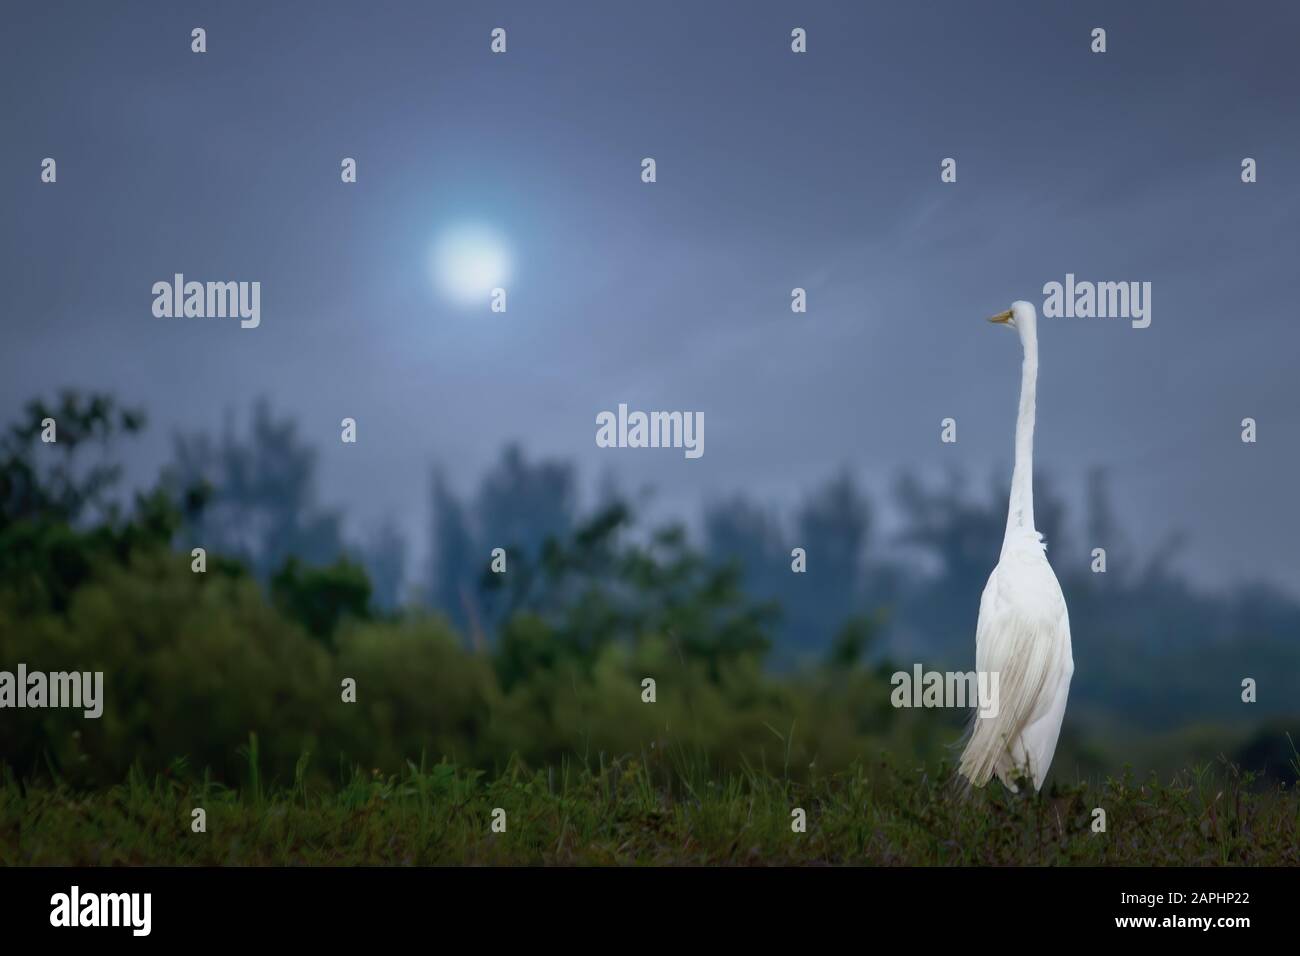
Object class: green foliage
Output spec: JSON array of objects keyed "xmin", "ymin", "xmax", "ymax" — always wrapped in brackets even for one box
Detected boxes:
[
  {"xmin": 0, "ymin": 391, "xmax": 145, "ymax": 528},
  {"xmin": 0, "ymin": 546, "xmax": 334, "ymax": 785},
  {"xmin": 0, "ymin": 481, "xmax": 924, "ymax": 789},
  {"xmin": 488, "ymin": 504, "xmax": 775, "ymax": 688},
  {"xmin": 271, "ymin": 555, "xmax": 373, "ymax": 643},
  {"xmin": 332, "ymin": 616, "xmax": 498, "ymax": 770},
  {"xmin": 0, "ymin": 391, "xmax": 161, "ymax": 613},
  {"xmin": 5, "ymin": 758, "xmax": 1296, "ymax": 865},
  {"xmin": 1, "ymin": 389, "xmax": 1297, "ymax": 865}
]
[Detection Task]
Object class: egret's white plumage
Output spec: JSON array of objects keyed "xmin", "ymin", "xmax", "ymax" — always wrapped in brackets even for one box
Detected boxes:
[{"xmin": 958, "ymin": 300, "xmax": 1074, "ymax": 792}]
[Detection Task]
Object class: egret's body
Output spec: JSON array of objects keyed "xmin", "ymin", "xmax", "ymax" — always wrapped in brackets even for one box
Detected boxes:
[{"xmin": 958, "ymin": 300, "xmax": 1074, "ymax": 792}]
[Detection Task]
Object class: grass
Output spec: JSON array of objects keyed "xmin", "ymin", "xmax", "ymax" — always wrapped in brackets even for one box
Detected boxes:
[{"xmin": 3, "ymin": 743, "xmax": 1298, "ymax": 865}]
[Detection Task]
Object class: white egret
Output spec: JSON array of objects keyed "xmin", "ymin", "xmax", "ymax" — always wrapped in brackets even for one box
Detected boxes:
[{"xmin": 957, "ymin": 300, "xmax": 1074, "ymax": 792}]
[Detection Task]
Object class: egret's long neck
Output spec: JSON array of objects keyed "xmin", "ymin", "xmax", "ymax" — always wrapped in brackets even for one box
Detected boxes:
[{"xmin": 1004, "ymin": 333, "xmax": 1038, "ymax": 542}]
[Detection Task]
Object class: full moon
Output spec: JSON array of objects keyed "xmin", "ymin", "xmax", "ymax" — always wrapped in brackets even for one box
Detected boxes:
[{"xmin": 430, "ymin": 224, "xmax": 512, "ymax": 309}]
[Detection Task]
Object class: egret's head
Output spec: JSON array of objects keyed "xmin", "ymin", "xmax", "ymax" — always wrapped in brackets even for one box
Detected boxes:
[{"xmin": 987, "ymin": 300, "xmax": 1037, "ymax": 342}]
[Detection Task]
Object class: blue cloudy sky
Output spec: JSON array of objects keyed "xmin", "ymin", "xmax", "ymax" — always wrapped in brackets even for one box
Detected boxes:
[{"xmin": 3, "ymin": 0, "xmax": 1298, "ymax": 594}]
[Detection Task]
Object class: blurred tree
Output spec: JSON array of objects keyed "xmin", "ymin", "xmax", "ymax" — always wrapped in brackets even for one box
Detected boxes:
[
  {"xmin": 0, "ymin": 391, "xmax": 170, "ymax": 612},
  {"xmin": 825, "ymin": 612, "xmax": 881, "ymax": 671},
  {"xmin": 489, "ymin": 501, "xmax": 776, "ymax": 690},
  {"xmin": 429, "ymin": 444, "xmax": 577, "ymax": 643},
  {"xmin": 165, "ymin": 398, "xmax": 344, "ymax": 580},
  {"xmin": 2, "ymin": 391, "xmax": 1298, "ymax": 785},
  {"xmin": 789, "ymin": 471, "xmax": 872, "ymax": 656},
  {"xmin": 429, "ymin": 471, "xmax": 479, "ymax": 642},
  {"xmin": 705, "ymin": 472, "xmax": 884, "ymax": 663},
  {"xmin": 704, "ymin": 494, "xmax": 787, "ymax": 618},
  {"xmin": 362, "ymin": 519, "xmax": 406, "ymax": 613},
  {"xmin": 0, "ymin": 390, "xmax": 145, "ymax": 527}
]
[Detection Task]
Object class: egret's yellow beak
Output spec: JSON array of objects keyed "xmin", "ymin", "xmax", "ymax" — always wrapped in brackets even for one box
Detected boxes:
[{"xmin": 987, "ymin": 309, "xmax": 1014, "ymax": 324}]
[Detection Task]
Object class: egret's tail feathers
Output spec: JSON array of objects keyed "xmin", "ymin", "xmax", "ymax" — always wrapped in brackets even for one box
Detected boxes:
[{"xmin": 957, "ymin": 614, "xmax": 1056, "ymax": 790}]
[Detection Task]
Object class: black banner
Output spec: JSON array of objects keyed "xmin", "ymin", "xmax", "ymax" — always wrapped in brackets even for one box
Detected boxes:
[{"xmin": 0, "ymin": 865, "xmax": 1281, "ymax": 941}]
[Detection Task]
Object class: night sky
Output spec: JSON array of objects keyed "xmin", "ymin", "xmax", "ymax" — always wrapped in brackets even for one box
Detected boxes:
[{"xmin": 3, "ymin": 0, "xmax": 1297, "ymax": 594}]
